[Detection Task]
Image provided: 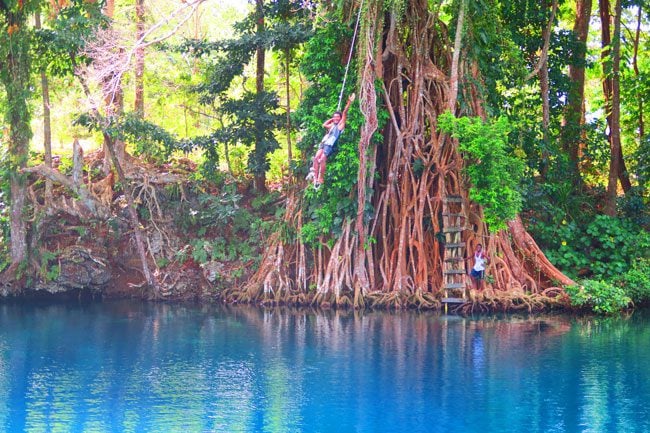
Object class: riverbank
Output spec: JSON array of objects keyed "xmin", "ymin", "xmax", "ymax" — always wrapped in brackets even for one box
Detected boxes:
[{"xmin": 0, "ymin": 154, "xmax": 610, "ymax": 314}]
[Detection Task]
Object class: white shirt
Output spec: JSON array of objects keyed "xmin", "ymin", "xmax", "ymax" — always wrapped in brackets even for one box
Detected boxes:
[{"xmin": 473, "ymin": 253, "xmax": 486, "ymax": 272}]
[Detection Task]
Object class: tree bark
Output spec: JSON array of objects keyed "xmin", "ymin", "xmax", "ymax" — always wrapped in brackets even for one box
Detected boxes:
[
  {"xmin": 103, "ymin": 133, "xmax": 159, "ymax": 296},
  {"xmin": 35, "ymin": 10, "xmax": 53, "ymax": 203},
  {"xmin": 561, "ymin": 0, "xmax": 592, "ymax": 184},
  {"xmin": 447, "ymin": 0, "xmax": 466, "ymax": 112},
  {"xmin": 101, "ymin": 0, "xmax": 126, "ymax": 174},
  {"xmin": 539, "ymin": 57, "xmax": 550, "ymax": 179},
  {"xmin": 534, "ymin": 0, "xmax": 557, "ymax": 180},
  {"xmin": 2, "ymin": 12, "xmax": 31, "ymax": 273},
  {"xmin": 254, "ymin": 0, "xmax": 267, "ymax": 192},
  {"xmin": 632, "ymin": 5, "xmax": 644, "ymax": 140},
  {"xmin": 285, "ymin": 48, "xmax": 292, "ymax": 165},
  {"xmin": 602, "ymin": 0, "xmax": 626, "ymax": 215},
  {"xmin": 134, "ymin": 0, "xmax": 145, "ymax": 116}
]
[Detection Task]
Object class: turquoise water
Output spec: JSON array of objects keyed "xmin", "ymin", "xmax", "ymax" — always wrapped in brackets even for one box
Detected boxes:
[{"xmin": 1, "ymin": 301, "xmax": 649, "ymax": 433}]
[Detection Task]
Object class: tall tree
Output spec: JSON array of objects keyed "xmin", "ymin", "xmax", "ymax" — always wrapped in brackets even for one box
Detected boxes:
[
  {"xmin": 266, "ymin": 0, "xmax": 312, "ymax": 166},
  {"xmin": 0, "ymin": 0, "xmax": 32, "ymax": 274},
  {"xmin": 526, "ymin": 0, "xmax": 558, "ymax": 179},
  {"xmin": 34, "ymin": 8, "xmax": 53, "ymax": 202},
  {"xmin": 134, "ymin": 0, "xmax": 145, "ymax": 116},
  {"xmin": 254, "ymin": 0, "xmax": 267, "ymax": 191},
  {"xmin": 186, "ymin": 0, "xmax": 311, "ymax": 186},
  {"xmin": 601, "ymin": 0, "xmax": 628, "ymax": 215},
  {"xmin": 100, "ymin": 0, "xmax": 126, "ymax": 173},
  {"xmin": 239, "ymin": 0, "xmax": 574, "ymax": 309},
  {"xmin": 561, "ymin": 0, "xmax": 592, "ymax": 184}
]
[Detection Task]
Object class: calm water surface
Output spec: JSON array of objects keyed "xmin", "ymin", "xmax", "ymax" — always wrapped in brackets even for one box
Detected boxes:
[{"xmin": 0, "ymin": 301, "xmax": 649, "ymax": 433}]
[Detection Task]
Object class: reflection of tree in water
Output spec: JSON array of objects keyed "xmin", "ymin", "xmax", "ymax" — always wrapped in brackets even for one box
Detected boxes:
[{"xmin": 4, "ymin": 304, "xmax": 650, "ymax": 432}]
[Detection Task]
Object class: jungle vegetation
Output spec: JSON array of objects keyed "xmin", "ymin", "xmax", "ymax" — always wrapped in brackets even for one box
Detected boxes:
[{"xmin": 0, "ymin": 0, "xmax": 648, "ymax": 314}]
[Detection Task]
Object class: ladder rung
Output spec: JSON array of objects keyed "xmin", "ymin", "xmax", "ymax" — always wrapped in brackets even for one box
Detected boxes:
[
  {"xmin": 443, "ymin": 227, "xmax": 464, "ymax": 233},
  {"xmin": 443, "ymin": 269, "xmax": 466, "ymax": 275},
  {"xmin": 443, "ymin": 283, "xmax": 466, "ymax": 290},
  {"xmin": 442, "ymin": 213, "xmax": 465, "ymax": 217},
  {"xmin": 442, "ymin": 297, "xmax": 466, "ymax": 304},
  {"xmin": 444, "ymin": 257, "xmax": 464, "ymax": 262},
  {"xmin": 444, "ymin": 242, "xmax": 466, "ymax": 248},
  {"xmin": 443, "ymin": 197, "xmax": 463, "ymax": 203}
]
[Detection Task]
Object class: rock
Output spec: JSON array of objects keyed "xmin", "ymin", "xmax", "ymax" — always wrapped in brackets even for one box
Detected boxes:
[
  {"xmin": 32, "ymin": 246, "xmax": 111, "ymax": 294},
  {"xmin": 201, "ymin": 260, "xmax": 224, "ymax": 283}
]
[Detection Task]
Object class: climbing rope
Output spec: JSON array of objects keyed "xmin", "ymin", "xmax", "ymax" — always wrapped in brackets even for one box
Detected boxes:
[{"xmin": 337, "ymin": 0, "xmax": 364, "ymax": 112}]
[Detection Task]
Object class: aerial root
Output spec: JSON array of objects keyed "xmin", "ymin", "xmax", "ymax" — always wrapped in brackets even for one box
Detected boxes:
[{"xmin": 218, "ymin": 285, "xmax": 569, "ymax": 312}]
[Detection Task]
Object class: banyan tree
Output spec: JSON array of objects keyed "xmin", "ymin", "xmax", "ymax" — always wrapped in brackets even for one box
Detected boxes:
[{"xmin": 228, "ymin": 0, "xmax": 575, "ymax": 310}]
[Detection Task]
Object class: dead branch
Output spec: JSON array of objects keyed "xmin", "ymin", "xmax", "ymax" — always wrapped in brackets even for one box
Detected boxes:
[{"xmin": 23, "ymin": 165, "xmax": 110, "ymax": 218}]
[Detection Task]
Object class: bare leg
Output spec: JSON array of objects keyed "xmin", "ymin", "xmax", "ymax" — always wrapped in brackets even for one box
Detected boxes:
[
  {"xmin": 316, "ymin": 153, "xmax": 328, "ymax": 184},
  {"xmin": 312, "ymin": 149, "xmax": 323, "ymax": 183}
]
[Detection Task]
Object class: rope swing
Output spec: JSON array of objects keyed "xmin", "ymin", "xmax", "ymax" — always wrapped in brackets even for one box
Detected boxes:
[{"xmin": 337, "ymin": 0, "xmax": 364, "ymax": 112}]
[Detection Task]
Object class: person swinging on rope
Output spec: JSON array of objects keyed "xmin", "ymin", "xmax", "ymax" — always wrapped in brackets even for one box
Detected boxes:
[{"xmin": 306, "ymin": 93, "xmax": 355, "ymax": 189}]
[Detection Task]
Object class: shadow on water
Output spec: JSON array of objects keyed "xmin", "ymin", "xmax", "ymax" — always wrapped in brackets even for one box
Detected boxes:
[{"xmin": 0, "ymin": 300, "xmax": 649, "ymax": 432}]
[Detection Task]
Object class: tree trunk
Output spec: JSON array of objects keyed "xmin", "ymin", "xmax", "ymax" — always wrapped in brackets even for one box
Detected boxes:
[
  {"xmin": 354, "ymin": 1, "xmax": 381, "ymax": 299},
  {"xmin": 254, "ymin": 0, "xmax": 267, "ymax": 192},
  {"xmin": 2, "ymin": 13, "xmax": 32, "ymax": 275},
  {"xmin": 601, "ymin": 0, "xmax": 628, "ymax": 215},
  {"xmin": 602, "ymin": 0, "xmax": 626, "ymax": 215},
  {"xmin": 134, "ymin": 0, "xmax": 145, "ymax": 116},
  {"xmin": 447, "ymin": 0, "xmax": 466, "ymax": 112},
  {"xmin": 610, "ymin": 0, "xmax": 625, "ymax": 194},
  {"xmin": 101, "ymin": 0, "xmax": 126, "ymax": 174},
  {"xmin": 632, "ymin": 5, "xmax": 644, "ymax": 140},
  {"xmin": 35, "ymin": 10, "xmax": 53, "ymax": 203},
  {"xmin": 534, "ymin": 0, "xmax": 557, "ymax": 180},
  {"xmin": 562, "ymin": 0, "xmax": 592, "ymax": 184},
  {"xmin": 539, "ymin": 59, "xmax": 550, "ymax": 179},
  {"xmin": 103, "ymin": 133, "xmax": 159, "ymax": 297},
  {"xmin": 285, "ymin": 48, "xmax": 292, "ymax": 165}
]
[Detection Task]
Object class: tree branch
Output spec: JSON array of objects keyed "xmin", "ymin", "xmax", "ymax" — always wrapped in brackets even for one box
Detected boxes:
[
  {"xmin": 525, "ymin": 0, "xmax": 558, "ymax": 81},
  {"xmin": 22, "ymin": 165, "xmax": 110, "ymax": 218}
]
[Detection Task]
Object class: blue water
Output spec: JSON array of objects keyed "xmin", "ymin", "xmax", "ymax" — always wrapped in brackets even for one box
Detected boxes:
[{"xmin": 1, "ymin": 302, "xmax": 649, "ymax": 433}]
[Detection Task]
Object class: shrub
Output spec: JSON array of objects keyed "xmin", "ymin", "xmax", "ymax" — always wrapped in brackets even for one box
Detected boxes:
[
  {"xmin": 566, "ymin": 280, "xmax": 631, "ymax": 315},
  {"xmin": 616, "ymin": 258, "xmax": 650, "ymax": 305},
  {"xmin": 540, "ymin": 215, "xmax": 650, "ymax": 280},
  {"xmin": 438, "ymin": 112, "xmax": 524, "ymax": 231}
]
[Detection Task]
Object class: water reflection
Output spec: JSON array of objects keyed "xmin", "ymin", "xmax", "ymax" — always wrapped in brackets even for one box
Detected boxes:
[{"xmin": 0, "ymin": 302, "xmax": 649, "ymax": 432}]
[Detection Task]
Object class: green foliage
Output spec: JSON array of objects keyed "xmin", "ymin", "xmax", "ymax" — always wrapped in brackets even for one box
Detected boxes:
[
  {"xmin": 251, "ymin": 191, "xmax": 280, "ymax": 212},
  {"xmin": 75, "ymin": 112, "xmax": 178, "ymax": 162},
  {"xmin": 36, "ymin": 249, "xmax": 60, "ymax": 283},
  {"xmin": 193, "ymin": 188, "xmax": 242, "ymax": 228},
  {"xmin": 292, "ymin": 16, "xmax": 383, "ymax": 244},
  {"xmin": 619, "ymin": 187, "xmax": 649, "ymax": 228},
  {"xmin": 537, "ymin": 215, "xmax": 650, "ymax": 281},
  {"xmin": 438, "ymin": 111, "xmax": 524, "ymax": 231},
  {"xmin": 190, "ymin": 237, "xmax": 256, "ymax": 265},
  {"xmin": 615, "ymin": 258, "xmax": 650, "ymax": 305},
  {"xmin": 566, "ymin": 280, "xmax": 631, "ymax": 315},
  {"xmin": 179, "ymin": 0, "xmax": 312, "ymax": 180},
  {"xmin": 31, "ymin": 1, "xmax": 105, "ymax": 76},
  {"xmin": 301, "ymin": 139, "xmax": 360, "ymax": 245},
  {"xmin": 218, "ymin": 91, "xmax": 282, "ymax": 177}
]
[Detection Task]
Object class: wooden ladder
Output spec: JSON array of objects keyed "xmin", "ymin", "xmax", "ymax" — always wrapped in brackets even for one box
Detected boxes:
[{"xmin": 441, "ymin": 194, "xmax": 467, "ymax": 306}]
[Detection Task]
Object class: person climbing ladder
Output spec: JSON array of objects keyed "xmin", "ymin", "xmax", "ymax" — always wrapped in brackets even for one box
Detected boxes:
[{"xmin": 306, "ymin": 93, "xmax": 355, "ymax": 189}]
